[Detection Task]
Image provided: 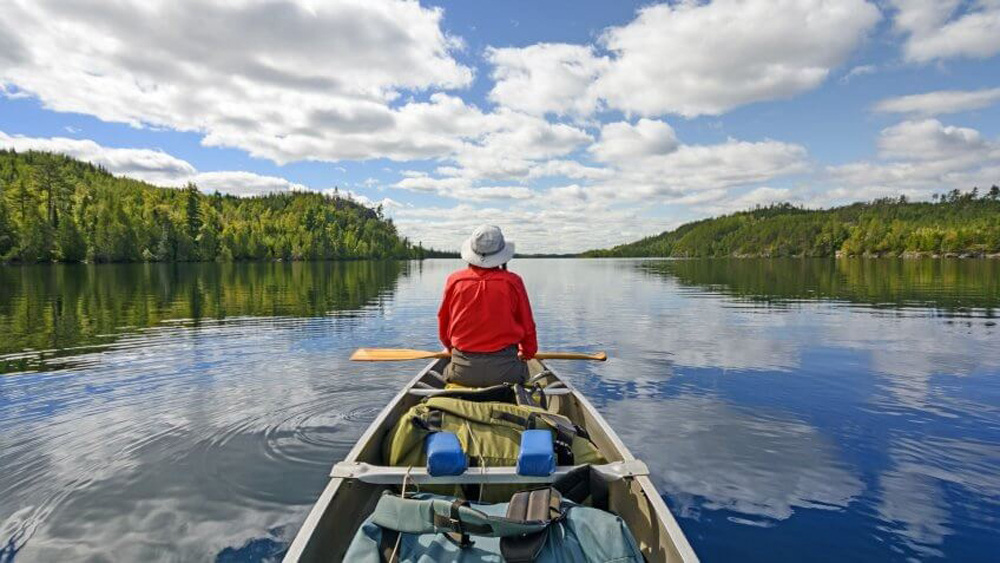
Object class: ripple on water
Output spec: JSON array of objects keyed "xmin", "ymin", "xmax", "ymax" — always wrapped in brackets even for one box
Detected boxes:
[{"xmin": 3, "ymin": 259, "xmax": 1000, "ymax": 562}]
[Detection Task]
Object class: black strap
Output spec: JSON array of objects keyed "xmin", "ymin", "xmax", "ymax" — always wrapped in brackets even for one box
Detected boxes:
[
  {"xmin": 533, "ymin": 413, "xmax": 576, "ymax": 465},
  {"xmin": 499, "ymin": 488, "xmax": 562, "ymax": 562},
  {"xmin": 430, "ymin": 499, "xmax": 477, "ymax": 548},
  {"xmin": 493, "ymin": 410, "xmax": 530, "ymax": 428},
  {"xmin": 513, "ymin": 384, "xmax": 541, "ymax": 408},
  {"xmin": 449, "ymin": 499, "xmax": 474, "ymax": 548},
  {"xmin": 493, "ymin": 409, "xmax": 578, "ymax": 465},
  {"xmin": 412, "ymin": 409, "xmax": 444, "ymax": 432},
  {"xmin": 379, "ymin": 529, "xmax": 400, "ymax": 563},
  {"xmin": 434, "ymin": 384, "xmax": 516, "ymax": 404}
]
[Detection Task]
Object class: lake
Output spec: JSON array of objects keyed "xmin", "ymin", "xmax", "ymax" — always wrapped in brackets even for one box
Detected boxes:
[{"xmin": 1, "ymin": 259, "xmax": 998, "ymax": 562}]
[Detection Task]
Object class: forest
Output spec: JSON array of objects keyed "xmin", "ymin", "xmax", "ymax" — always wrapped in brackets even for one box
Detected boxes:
[
  {"xmin": 0, "ymin": 150, "xmax": 435, "ymax": 263},
  {"xmin": 584, "ymin": 188, "xmax": 1000, "ymax": 258}
]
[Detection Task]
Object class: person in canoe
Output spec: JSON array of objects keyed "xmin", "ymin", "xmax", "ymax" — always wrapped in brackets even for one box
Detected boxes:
[{"xmin": 438, "ymin": 224, "xmax": 537, "ymax": 387}]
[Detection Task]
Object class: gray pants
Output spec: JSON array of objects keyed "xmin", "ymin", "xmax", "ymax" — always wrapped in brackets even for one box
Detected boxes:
[{"xmin": 445, "ymin": 345, "xmax": 529, "ymax": 388}]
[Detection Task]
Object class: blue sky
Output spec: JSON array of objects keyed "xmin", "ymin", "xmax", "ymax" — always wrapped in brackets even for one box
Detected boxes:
[{"xmin": 1, "ymin": 0, "xmax": 999, "ymax": 252}]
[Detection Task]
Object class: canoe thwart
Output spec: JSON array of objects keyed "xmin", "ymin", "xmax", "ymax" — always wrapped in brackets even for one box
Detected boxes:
[{"xmin": 329, "ymin": 460, "xmax": 649, "ymax": 485}]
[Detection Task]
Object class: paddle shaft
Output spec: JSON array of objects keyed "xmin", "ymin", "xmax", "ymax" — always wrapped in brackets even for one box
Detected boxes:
[{"xmin": 350, "ymin": 348, "xmax": 607, "ymax": 362}]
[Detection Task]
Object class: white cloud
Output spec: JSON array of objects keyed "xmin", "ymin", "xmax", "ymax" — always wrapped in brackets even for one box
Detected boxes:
[
  {"xmin": 592, "ymin": 0, "xmax": 881, "ymax": 117},
  {"xmin": 697, "ymin": 186, "xmax": 796, "ymax": 216},
  {"xmin": 0, "ymin": 131, "xmax": 196, "ymax": 185},
  {"xmin": 0, "ymin": 0, "xmax": 476, "ymax": 164},
  {"xmin": 335, "ymin": 190, "xmax": 404, "ymax": 210},
  {"xmin": 455, "ymin": 110, "xmax": 592, "ymax": 177},
  {"xmin": 393, "ymin": 201, "xmax": 651, "ymax": 254},
  {"xmin": 874, "ymin": 87, "xmax": 1000, "ymax": 116},
  {"xmin": 486, "ymin": 43, "xmax": 607, "ymax": 117},
  {"xmin": 840, "ymin": 64, "xmax": 879, "ymax": 83},
  {"xmin": 586, "ymin": 121, "xmax": 810, "ymax": 200},
  {"xmin": 392, "ymin": 174, "xmax": 534, "ymax": 201},
  {"xmin": 828, "ymin": 119, "xmax": 1000, "ymax": 196},
  {"xmin": 482, "ymin": 1, "xmax": 881, "ymax": 119},
  {"xmin": 589, "ymin": 119, "xmax": 679, "ymax": 163},
  {"xmin": 890, "ymin": 0, "xmax": 1000, "ymax": 62},
  {"xmin": 526, "ymin": 159, "xmax": 613, "ymax": 181},
  {"xmin": 877, "ymin": 119, "xmax": 990, "ymax": 161},
  {"xmin": 191, "ymin": 171, "xmax": 307, "ymax": 197}
]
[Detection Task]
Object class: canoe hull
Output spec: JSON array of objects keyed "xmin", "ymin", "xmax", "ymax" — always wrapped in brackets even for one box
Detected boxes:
[{"xmin": 283, "ymin": 359, "xmax": 698, "ymax": 563}]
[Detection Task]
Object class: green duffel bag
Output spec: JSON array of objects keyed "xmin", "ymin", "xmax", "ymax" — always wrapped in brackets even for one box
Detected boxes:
[
  {"xmin": 382, "ymin": 396, "xmax": 605, "ymax": 501},
  {"xmin": 343, "ymin": 487, "xmax": 644, "ymax": 563}
]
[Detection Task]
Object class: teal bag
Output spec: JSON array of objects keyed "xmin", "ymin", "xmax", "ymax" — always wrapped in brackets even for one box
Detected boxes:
[{"xmin": 342, "ymin": 489, "xmax": 643, "ymax": 563}]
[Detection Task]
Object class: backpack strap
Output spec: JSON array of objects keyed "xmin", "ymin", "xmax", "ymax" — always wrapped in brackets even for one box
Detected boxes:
[
  {"xmin": 434, "ymin": 499, "xmax": 475, "ymax": 548},
  {"xmin": 430, "ymin": 384, "xmax": 517, "ymax": 404},
  {"xmin": 513, "ymin": 384, "xmax": 546, "ymax": 409},
  {"xmin": 379, "ymin": 529, "xmax": 400, "ymax": 563},
  {"xmin": 369, "ymin": 492, "xmax": 551, "ymax": 538},
  {"xmin": 530, "ymin": 412, "xmax": 579, "ymax": 466},
  {"xmin": 500, "ymin": 488, "xmax": 562, "ymax": 562}
]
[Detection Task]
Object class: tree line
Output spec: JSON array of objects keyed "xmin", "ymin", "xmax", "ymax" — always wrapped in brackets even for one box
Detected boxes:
[
  {"xmin": 584, "ymin": 188, "xmax": 1000, "ymax": 258},
  {"xmin": 0, "ymin": 150, "xmax": 443, "ymax": 263}
]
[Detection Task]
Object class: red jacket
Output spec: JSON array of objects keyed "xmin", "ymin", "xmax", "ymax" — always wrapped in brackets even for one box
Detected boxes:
[{"xmin": 438, "ymin": 266, "xmax": 538, "ymax": 359}]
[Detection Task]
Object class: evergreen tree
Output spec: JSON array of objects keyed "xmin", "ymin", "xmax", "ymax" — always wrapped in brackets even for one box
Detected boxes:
[
  {"xmin": 0, "ymin": 150, "xmax": 445, "ymax": 263},
  {"xmin": 185, "ymin": 183, "xmax": 202, "ymax": 241},
  {"xmin": 0, "ymin": 186, "xmax": 16, "ymax": 258}
]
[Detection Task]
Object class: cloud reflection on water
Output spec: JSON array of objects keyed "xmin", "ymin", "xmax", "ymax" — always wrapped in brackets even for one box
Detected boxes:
[
  {"xmin": 604, "ymin": 394, "xmax": 864, "ymax": 523},
  {"xmin": 2, "ymin": 258, "xmax": 999, "ymax": 562}
]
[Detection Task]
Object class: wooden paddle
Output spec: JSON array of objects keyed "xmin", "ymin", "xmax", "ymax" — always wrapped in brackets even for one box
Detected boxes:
[{"xmin": 350, "ymin": 348, "xmax": 608, "ymax": 362}]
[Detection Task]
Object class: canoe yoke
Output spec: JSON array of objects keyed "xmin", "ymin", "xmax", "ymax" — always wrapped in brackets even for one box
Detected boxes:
[{"xmin": 330, "ymin": 459, "xmax": 650, "ymax": 485}]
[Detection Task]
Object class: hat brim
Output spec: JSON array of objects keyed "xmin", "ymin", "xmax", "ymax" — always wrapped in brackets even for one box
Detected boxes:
[{"xmin": 461, "ymin": 238, "xmax": 515, "ymax": 268}]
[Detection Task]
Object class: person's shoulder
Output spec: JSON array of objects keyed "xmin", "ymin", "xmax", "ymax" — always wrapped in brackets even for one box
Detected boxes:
[
  {"xmin": 500, "ymin": 269, "xmax": 525, "ymax": 285},
  {"xmin": 446, "ymin": 268, "xmax": 474, "ymax": 284}
]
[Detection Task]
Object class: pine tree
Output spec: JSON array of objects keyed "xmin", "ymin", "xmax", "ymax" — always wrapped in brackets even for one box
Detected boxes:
[
  {"xmin": 184, "ymin": 183, "xmax": 202, "ymax": 241},
  {"xmin": 0, "ymin": 185, "xmax": 16, "ymax": 258}
]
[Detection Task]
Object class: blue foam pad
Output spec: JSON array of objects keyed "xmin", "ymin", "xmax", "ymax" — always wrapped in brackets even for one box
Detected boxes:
[
  {"xmin": 425, "ymin": 432, "xmax": 467, "ymax": 476},
  {"xmin": 517, "ymin": 429, "xmax": 556, "ymax": 476}
]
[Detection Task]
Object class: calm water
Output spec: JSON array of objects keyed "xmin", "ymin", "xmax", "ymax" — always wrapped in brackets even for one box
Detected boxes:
[{"xmin": 1, "ymin": 259, "xmax": 998, "ymax": 562}]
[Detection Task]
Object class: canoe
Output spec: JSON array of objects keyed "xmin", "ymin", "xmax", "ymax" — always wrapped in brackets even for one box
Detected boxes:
[{"xmin": 283, "ymin": 358, "xmax": 699, "ymax": 562}]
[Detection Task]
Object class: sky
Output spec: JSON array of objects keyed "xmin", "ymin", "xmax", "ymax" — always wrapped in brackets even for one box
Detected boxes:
[{"xmin": 1, "ymin": 0, "xmax": 999, "ymax": 254}]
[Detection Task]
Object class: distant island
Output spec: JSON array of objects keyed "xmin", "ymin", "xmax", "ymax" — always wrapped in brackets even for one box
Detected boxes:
[
  {"xmin": 584, "ymin": 188, "xmax": 1000, "ymax": 259},
  {"xmin": 0, "ymin": 150, "xmax": 455, "ymax": 263}
]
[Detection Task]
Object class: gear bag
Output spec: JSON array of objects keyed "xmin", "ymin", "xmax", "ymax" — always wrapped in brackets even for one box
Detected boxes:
[
  {"xmin": 382, "ymin": 395, "xmax": 604, "ymax": 472},
  {"xmin": 343, "ymin": 487, "xmax": 644, "ymax": 563}
]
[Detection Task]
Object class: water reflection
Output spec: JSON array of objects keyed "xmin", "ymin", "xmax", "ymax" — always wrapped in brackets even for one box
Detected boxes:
[
  {"xmin": 0, "ymin": 261, "xmax": 413, "ymax": 561},
  {"xmin": 1, "ymin": 258, "xmax": 998, "ymax": 562},
  {"xmin": 0, "ymin": 261, "xmax": 408, "ymax": 373},
  {"xmin": 605, "ymin": 394, "xmax": 864, "ymax": 523},
  {"xmin": 590, "ymin": 258, "xmax": 1000, "ymax": 561},
  {"xmin": 641, "ymin": 258, "xmax": 1000, "ymax": 314}
]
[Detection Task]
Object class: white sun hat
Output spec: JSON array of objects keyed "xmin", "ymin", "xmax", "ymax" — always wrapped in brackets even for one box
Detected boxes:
[{"xmin": 460, "ymin": 225, "xmax": 516, "ymax": 268}]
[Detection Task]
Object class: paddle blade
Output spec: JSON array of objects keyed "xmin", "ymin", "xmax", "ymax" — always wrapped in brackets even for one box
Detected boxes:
[
  {"xmin": 535, "ymin": 351, "xmax": 608, "ymax": 361},
  {"xmin": 350, "ymin": 348, "xmax": 450, "ymax": 361}
]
